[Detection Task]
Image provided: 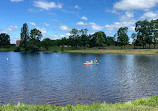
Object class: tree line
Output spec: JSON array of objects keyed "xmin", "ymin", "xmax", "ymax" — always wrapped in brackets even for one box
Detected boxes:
[{"xmin": 0, "ymin": 19, "xmax": 158, "ymax": 51}]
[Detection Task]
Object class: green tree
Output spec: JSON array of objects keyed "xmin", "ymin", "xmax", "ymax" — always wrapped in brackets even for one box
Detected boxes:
[
  {"xmin": 151, "ymin": 19, "xmax": 158, "ymax": 48},
  {"xmin": 28, "ymin": 28, "xmax": 42, "ymax": 52},
  {"xmin": 106, "ymin": 36, "xmax": 115, "ymax": 46},
  {"xmin": 42, "ymin": 38, "xmax": 52, "ymax": 50},
  {"xmin": 92, "ymin": 31, "xmax": 106, "ymax": 47},
  {"xmin": 0, "ymin": 33, "xmax": 10, "ymax": 47},
  {"xmin": 20, "ymin": 23, "xmax": 29, "ymax": 51},
  {"xmin": 117, "ymin": 27, "xmax": 129, "ymax": 49}
]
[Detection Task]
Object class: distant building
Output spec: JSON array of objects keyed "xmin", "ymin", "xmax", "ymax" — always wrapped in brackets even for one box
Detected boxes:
[{"xmin": 16, "ymin": 40, "xmax": 21, "ymax": 46}]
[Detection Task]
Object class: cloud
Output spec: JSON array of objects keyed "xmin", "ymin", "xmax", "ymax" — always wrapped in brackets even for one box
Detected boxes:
[
  {"xmin": 106, "ymin": 9, "xmax": 120, "ymax": 14},
  {"xmin": 10, "ymin": 0, "xmax": 23, "ymax": 2},
  {"xmin": 114, "ymin": 0, "xmax": 158, "ymax": 10},
  {"xmin": 120, "ymin": 11, "xmax": 134, "ymax": 21},
  {"xmin": 60, "ymin": 34, "xmax": 65, "ymax": 38},
  {"xmin": 7, "ymin": 26, "xmax": 18, "ymax": 31},
  {"xmin": 36, "ymin": 27, "xmax": 47, "ymax": 34},
  {"xmin": 75, "ymin": 5, "xmax": 81, "ymax": 9},
  {"xmin": 43, "ymin": 23, "xmax": 50, "ymax": 26},
  {"xmin": 76, "ymin": 21, "xmax": 87, "ymax": 26},
  {"xmin": 81, "ymin": 16, "xmax": 88, "ymax": 21},
  {"xmin": 59, "ymin": 25, "xmax": 70, "ymax": 31},
  {"xmin": 140, "ymin": 11, "xmax": 158, "ymax": 20},
  {"xmin": 30, "ymin": 22, "xmax": 36, "ymax": 26},
  {"xmin": 89, "ymin": 22, "xmax": 104, "ymax": 31},
  {"xmin": 105, "ymin": 19, "xmax": 136, "ymax": 34},
  {"xmin": 34, "ymin": 1, "xmax": 62, "ymax": 10}
]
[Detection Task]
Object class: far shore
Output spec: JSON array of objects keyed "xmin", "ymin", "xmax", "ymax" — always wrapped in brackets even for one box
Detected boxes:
[
  {"xmin": 1, "ymin": 45, "xmax": 158, "ymax": 55},
  {"xmin": 64, "ymin": 49, "xmax": 158, "ymax": 55}
]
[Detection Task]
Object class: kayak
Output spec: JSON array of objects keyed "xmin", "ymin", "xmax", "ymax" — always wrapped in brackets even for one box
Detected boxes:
[{"xmin": 83, "ymin": 63, "xmax": 99, "ymax": 65}]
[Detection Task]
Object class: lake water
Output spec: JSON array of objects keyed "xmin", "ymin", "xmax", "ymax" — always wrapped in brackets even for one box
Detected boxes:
[{"xmin": 0, "ymin": 52, "xmax": 158, "ymax": 106}]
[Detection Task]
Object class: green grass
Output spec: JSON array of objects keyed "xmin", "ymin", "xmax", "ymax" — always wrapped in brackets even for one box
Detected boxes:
[
  {"xmin": 1, "ymin": 96, "xmax": 158, "ymax": 111},
  {"xmin": 1, "ymin": 45, "xmax": 158, "ymax": 56}
]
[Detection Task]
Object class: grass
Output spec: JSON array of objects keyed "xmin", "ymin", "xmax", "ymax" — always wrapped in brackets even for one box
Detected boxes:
[
  {"xmin": 1, "ymin": 96, "xmax": 158, "ymax": 111},
  {"xmin": 65, "ymin": 49, "xmax": 158, "ymax": 55},
  {"xmin": 1, "ymin": 45, "xmax": 158, "ymax": 55}
]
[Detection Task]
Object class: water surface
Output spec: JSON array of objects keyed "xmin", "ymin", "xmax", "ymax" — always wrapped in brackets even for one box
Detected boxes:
[{"xmin": 0, "ymin": 52, "xmax": 158, "ymax": 106}]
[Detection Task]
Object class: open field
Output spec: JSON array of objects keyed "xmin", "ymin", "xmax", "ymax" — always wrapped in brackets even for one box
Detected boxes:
[{"xmin": 1, "ymin": 96, "xmax": 158, "ymax": 111}]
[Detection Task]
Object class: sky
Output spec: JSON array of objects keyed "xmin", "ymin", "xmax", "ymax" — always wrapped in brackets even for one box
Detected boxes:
[{"xmin": 0, "ymin": 0, "xmax": 158, "ymax": 44}]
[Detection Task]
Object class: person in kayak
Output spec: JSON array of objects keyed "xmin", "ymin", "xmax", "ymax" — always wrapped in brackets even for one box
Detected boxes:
[
  {"xmin": 94, "ymin": 59, "xmax": 97, "ymax": 63},
  {"xmin": 91, "ymin": 60, "xmax": 93, "ymax": 63}
]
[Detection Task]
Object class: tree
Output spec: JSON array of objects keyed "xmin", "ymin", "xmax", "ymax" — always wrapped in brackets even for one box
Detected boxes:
[
  {"xmin": 28, "ymin": 28, "xmax": 42, "ymax": 52},
  {"xmin": 42, "ymin": 38, "xmax": 52, "ymax": 50},
  {"xmin": 131, "ymin": 33, "xmax": 137, "ymax": 48},
  {"xmin": 117, "ymin": 27, "xmax": 129, "ymax": 49},
  {"xmin": 0, "ymin": 33, "xmax": 10, "ymax": 47},
  {"xmin": 92, "ymin": 31, "xmax": 106, "ymax": 47},
  {"xmin": 69, "ymin": 28, "xmax": 79, "ymax": 47},
  {"xmin": 20, "ymin": 23, "xmax": 29, "ymax": 50},
  {"xmin": 151, "ymin": 19, "xmax": 158, "ymax": 48},
  {"xmin": 106, "ymin": 36, "xmax": 115, "ymax": 46},
  {"xmin": 135, "ymin": 20, "xmax": 152, "ymax": 48}
]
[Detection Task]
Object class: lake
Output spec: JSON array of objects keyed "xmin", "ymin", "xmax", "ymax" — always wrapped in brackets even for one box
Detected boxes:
[{"xmin": 0, "ymin": 52, "xmax": 158, "ymax": 106}]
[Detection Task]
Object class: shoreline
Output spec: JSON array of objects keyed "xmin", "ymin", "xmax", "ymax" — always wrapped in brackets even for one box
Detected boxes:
[
  {"xmin": 1, "ymin": 48, "xmax": 158, "ymax": 55},
  {"xmin": 1, "ymin": 96, "xmax": 158, "ymax": 111}
]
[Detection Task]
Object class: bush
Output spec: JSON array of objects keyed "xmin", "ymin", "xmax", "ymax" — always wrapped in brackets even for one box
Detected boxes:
[{"xmin": 14, "ymin": 46, "xmax": 21, "ymax": 52}]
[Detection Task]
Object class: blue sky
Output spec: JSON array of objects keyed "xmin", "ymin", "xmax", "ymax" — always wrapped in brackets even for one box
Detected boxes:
[{"xmin": 0, "ymin": 0, "xmax": 158, "ymax": 43}]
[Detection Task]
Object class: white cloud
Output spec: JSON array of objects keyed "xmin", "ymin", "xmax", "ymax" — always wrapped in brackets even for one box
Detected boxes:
[
  {"xmin": 114, "ymin": 0, "xmax": 158, "ymax": 10},
  {"xmin": 7, "ymin": 26, "xmax": 18, "ymax": 31},
  {"xmin": 140, "ymin": 11, "xmax": 158, "ymax": 20},
  {"xmin": 81, "ymin": 16, "xmax": 88, "ymax": 21},
  {"xmin": 75, "ymin": 5, "xmax": 81, "ymax": 9},
  {"xmin": 30, "ymin": 22, "xmax": 36, "ymax": 26},
  {"xmin": 106, "ymin": 9, "xmax": 120, "ymax": 14},
  {"xmin": 34, "ymin": 1, "xmax": 62, "ymax": 10},
  {"xmin": 120, "ymin": 11, "xmax": 134, "ymax": 21},
  {"xmin": 65, "ymin": 33, "xmax": 71, "ymax": 36},
  {"xmin": 89, "ymin": 22, "xmax": 104, "ymax": 31},
  {"xmin": 76, "ymin": 21, "xmax": 87, "ymax": 26},
  {"xmin": 36, "ymin": 27, "xmax": 47, "ymax": 34},
  {"xmin": 43, "ymin": 23, "xmax": 50, "ymax": 26},
  {"xmin": 60, "ymin": 34, "xmax": 65, "ymax": 38},
  {"xmin": 59, "ymin": 25, "xmax": 70, "ymax": 31},
  {"xmin": 105, "ymin": 19, "xmax": 136, "ymax": 34},
  {"xmin": 10, "ymin": 0, "xmax": 23, "ymax": 2}
]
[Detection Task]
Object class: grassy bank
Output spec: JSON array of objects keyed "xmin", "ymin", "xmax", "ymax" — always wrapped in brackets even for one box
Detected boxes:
[
  {"xmin": 1, "ymin": 96, "xmax": 158, "ymax": 111},
  {"xmin": 1, "ymin": 45, "xmax": 158, "ymax": 55},
  {"xmin": 65, "ymin": 49, "xmax": 158, "ymax": 55}
]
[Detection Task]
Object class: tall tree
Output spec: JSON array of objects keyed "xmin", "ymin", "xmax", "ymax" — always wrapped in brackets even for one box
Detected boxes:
[
  {"xmin": 151, "ymin": 19, "xmax": 158, "ymax": 48},
  {"xmin": 28, "ymin": 28, "xmax": 42, "ymax": 52},
  {"xmin": 0, "ymin": 33, "xmax": 10, "ymax": 47},
  {"xmin": 92, "ymin": 31, "xmax": 106, "ymax": 47},
  {"xmin": 20, "ymin": 23, "xmax": 29, "ymax": 50},
  {"xmin": 117, "ymin": 27, "xmax": 129, "ymax": 49}
]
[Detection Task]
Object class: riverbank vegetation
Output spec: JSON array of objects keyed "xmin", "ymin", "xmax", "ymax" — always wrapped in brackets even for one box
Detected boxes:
[
  {"xmin": 0, "ymin": 19, "xmax": 158, "ymax": 53},
  {"xmin": 1, "ymin": 96, "xmax": 158, "ymax": 111}
]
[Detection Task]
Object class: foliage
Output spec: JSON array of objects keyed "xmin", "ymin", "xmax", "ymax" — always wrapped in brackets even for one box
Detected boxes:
[
  {"xmin": 117, "ymin": 27, "xmax": 129, "ymax": 49},
  {"xmin": 14, "ymin": 46, "xmax": 21, "ymax": 52},
  {"xmin": 0, "ymin": 33, "xmax": 10, "ymax": 47},
  {"xmin": 20, "ymin": 23, "xmax": 30, "ymax": 51},
  {"xmin": 42, "ymin": 38, "xmax": 52, "ymax": 50},
  {"xmin": 28, "ymin": 28, "xmax": 42, "ymax": 52}
]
